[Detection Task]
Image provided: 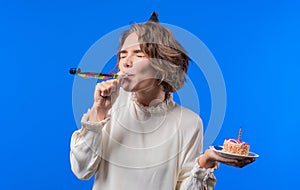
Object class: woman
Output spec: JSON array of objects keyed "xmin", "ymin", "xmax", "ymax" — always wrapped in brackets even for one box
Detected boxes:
[{"xmin": 70, "ymin": 12, "xmax": 255, "ymax": 190}]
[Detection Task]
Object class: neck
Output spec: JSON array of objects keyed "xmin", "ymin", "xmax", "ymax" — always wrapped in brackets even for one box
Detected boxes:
[{"xmin": 135, "ymin": 86, "xmax": 166, "ymax": 106}]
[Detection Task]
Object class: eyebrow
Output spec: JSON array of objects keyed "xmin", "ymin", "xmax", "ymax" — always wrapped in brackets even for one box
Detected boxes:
[
  {"xmin": 133, "ymin": 49, "xmax": 143, "ymax": 53},
  {"xmin": 118, "ymin": 49, "xmax": 144, "ymax": 54},
  {"xmin": 118, "ymin": 50, "xmax": 127, "ymax": 54}
]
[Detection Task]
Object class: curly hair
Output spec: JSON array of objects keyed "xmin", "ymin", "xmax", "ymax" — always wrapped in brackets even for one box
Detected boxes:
[{"xmin": 117, "ymin": 20, "xmax": 189, "ymax": 92}]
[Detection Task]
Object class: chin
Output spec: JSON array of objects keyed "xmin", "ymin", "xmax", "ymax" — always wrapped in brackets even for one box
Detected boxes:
[
  {"xmin": 121, "ymin": 82, "xmax": 135, "ymax": 92},
  {"xmin": 121, "ymin": 79, "xmax": 157, "ymax": 92},
  {"xmin": 122, "ymin": 86, "xmax": 133, "ymax": 92}
]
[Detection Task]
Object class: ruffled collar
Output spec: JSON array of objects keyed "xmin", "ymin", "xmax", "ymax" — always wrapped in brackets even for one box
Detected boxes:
[{"xmin": 130, "ymin": 92, "xmax": 176, "ymax": 114}]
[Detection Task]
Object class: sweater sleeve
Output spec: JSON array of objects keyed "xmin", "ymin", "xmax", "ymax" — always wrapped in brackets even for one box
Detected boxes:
[
  {"xmin": 176, "ymin": 117, "xmax": 219, "ymax": 190},
  {"xmin": 70, "ymin": 109, "xmax": 110, "ymax": 180},
  {"xmin": 177, "ymin": 158, "xmax": 219, "ymax": 190}
]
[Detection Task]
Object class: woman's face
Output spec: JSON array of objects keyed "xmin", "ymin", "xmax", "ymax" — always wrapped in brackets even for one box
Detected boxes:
[{"xmin": 118, "ymin": 32, "xmax": 158, "ymax": 92}]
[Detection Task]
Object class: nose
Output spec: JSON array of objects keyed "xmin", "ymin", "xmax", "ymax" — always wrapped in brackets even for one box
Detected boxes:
[{"xmin": 122, "ymin": 55, "xmax": 133, "ymax": 68}]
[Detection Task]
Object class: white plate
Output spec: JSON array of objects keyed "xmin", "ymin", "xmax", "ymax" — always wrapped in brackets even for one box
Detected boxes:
[{"xmin": 210, "ymin": 145, "xmax": 259, "ymax": 159}]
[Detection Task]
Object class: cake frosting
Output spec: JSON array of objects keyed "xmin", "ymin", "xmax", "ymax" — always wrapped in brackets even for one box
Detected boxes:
[{"xmin": 222, "ymin": 138, "xmax": 250, "ymax": 156}]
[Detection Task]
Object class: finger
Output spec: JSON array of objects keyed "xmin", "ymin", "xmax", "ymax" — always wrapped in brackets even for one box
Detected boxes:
[
  {"xmin": 234, "ymin": 158, "xmax": 256, "ymax": 168},
  {"xmin": 96, "ymin": 82, "xmax": 107, "ymax": 91},
  {"xmin": 95, "ymin": 83, "xmax": 102, "ymax": 97},
  {"xmin": 105, "ymin": 80, "xmax": 119, "ymax": 96},
  {"xmin": 100, "ymin": 82, "xmax": 112, "ymax": 97},
  {"xmin": 116, "ymin": 78, "xmax": 121, "ymax": 90},
  {"xmin": 96, "ymin": 81, "xmax": 112, "ymax": 97},
  {"xmin": 219, "ymin": 159, "xmax": 239, "ymax": 165},
  {"xmin": 242, "ymin": 158, "xmax": 256, "ymax": 165},
  {"xmin": 99, "ymin": 80, "xmax": 120, "ymax": 97},
  {"xmin": 110, "ymin": 80, "xmax": 119, "ymax": 92},
  {"xmin": 216, "ymin": 155, "xmax": 239, "ymax": 164},
  {"xmin": 95, "ymin": 83, "xmax": 107, "ymax": 97}
]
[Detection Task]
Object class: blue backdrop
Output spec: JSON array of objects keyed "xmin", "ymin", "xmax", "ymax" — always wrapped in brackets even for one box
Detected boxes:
[{"xmin": 1, "ymin": 0, "xmax": 299, "ymax": 189}]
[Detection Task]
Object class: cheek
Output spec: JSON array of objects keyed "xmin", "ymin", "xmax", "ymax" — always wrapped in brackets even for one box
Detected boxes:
[{"xmin": 135, "ymin": 62, "xmax": 157, "ymax": 77}]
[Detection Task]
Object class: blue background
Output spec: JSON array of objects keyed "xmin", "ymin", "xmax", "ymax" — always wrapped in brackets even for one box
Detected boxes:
[{"xmin": 1, "ymin": 0, "xmax": 299, "ymax": 189}]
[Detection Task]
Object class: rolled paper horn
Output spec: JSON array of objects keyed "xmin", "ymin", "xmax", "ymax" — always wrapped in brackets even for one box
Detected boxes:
[
  {"xmin": 149, "ymin": 11, "xmax": 159, "ymax": 22},
  {"xmin": 69, "ymin": 67, "xmax": 127, "ymax": 80}
]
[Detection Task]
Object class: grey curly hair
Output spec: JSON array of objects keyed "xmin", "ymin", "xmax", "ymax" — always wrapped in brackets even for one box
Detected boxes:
[{"xmin": 117, "ymin": 16, "xmax": 189, "ymax": 92}]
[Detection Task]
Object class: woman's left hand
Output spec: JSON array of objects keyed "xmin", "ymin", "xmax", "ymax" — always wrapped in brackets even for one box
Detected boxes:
[{"xmin": 198, "ymin": 149, "xmax": 256, "ymax": 169}]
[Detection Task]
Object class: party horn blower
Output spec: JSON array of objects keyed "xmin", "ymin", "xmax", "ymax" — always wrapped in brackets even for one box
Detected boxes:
[{"xmin": 69, "ymin": 68, "xmax": 127, "ymax": 80}]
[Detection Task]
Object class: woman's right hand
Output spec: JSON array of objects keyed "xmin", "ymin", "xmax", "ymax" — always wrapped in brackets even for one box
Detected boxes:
[
  {"xmin": 89, "ymin": 79, "xmax": 120, "ymax": 121},
  {"xmin": 199, "ymin": 149, "xmax": 256, "ymax": 169}
]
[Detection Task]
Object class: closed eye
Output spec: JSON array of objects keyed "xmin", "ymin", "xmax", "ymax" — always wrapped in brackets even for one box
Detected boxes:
[
  {"xmin": 134, "ymin": 50, "xmax": 145, "ymax": 58},
  {"xmin": 118, "ymin": 50, "xmax": 127, "ymax": 59},
  {"xmin": 118, "ymin": 49, "xmax": 146, "ymax": 58},
  {"xmin": 136, "ymin": 54, "xmax": 145, "ymax": 58}
]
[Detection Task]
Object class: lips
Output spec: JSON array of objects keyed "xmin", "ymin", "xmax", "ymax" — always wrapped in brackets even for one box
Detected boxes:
[{"xmin": 123, "ymin": 74, "xmax": 134, "ymax": 80}]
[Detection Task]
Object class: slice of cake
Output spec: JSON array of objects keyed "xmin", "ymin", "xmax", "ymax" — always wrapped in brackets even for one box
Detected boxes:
[
  {"xmin": 222, "ymin": 128, "xmax": 250, "ymax": 156},
  {"xmin": 223, "ymin": 138, "xmax": 250, "ymax": 155}
]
